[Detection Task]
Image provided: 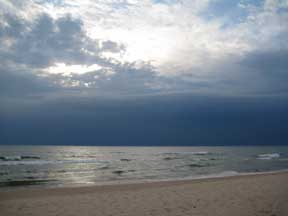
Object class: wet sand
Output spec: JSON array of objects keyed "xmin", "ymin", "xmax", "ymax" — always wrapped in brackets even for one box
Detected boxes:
[{"xmin": 0, "ymin": 171, "xmax": 287, "ymax": 216}]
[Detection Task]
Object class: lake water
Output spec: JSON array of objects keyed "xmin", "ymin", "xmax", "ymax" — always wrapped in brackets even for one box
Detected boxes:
[{"xmin": 0, "ymin": 145, "xmax": 288, "ymax": 188}]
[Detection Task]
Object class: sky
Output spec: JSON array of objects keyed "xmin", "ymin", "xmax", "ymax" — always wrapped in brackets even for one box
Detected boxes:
[{"xmin": 0, "ymin": 0, "xmax": 288, "ymax": 145}]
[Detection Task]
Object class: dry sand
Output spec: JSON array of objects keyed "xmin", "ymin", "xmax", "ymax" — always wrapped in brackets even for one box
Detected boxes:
[{"xmin": 0, "ymin": 171, "xmax": 287, "ymax": 216}]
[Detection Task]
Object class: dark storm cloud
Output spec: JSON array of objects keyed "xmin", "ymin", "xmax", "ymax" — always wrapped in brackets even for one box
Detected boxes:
[
  {"xmin": 239, "ymin": 49, "xmax": 288, "ymax": 94},
  {"xmin": 1, "ymin": 95, "xmax": 288, "ymax": 146},
  {"xmin": 2, "ymin": 5, "xmax": 180, "ymax": 100},
  {"xmin": 0, "ymin": 66, "xmax": 57, "ymax": 97},
  {"xmin": 241, "ymin": 50, "xmax": 288, "ymax": 74},
  {"xmin": 1, "ymin": 0, "xmax": 288, "ymax": 147},
  {"xmin": 1, "ymin": 1, "xmax": 288, "ymax": 99},
  {"xmin": 0, "ymin": 10, "xmax": 159, "ymax": 97},
  {"xmin": 1, "ymin": 13, "xmax": 106, "ymax": 67}
]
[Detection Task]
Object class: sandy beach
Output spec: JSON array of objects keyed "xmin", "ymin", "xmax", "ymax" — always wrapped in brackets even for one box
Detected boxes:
[{"xmin": 0, "ymin": 171, "xmax": 287, "ymax": 216}]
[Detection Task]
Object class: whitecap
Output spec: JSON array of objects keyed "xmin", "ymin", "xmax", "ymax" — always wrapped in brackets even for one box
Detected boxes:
[
  {"xmin": 0, "ymin": 156, "xmax": 22, "ymax": 161},
  {"xmin": 257, "ymin": 153, "xmax": 280, "ymax": 160}
]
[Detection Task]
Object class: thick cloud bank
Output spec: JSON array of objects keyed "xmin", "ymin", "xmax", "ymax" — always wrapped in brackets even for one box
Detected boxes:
[
  {"xmin": 1, "ymin": 0, "xmax": 288, "ymax": 146},
  {"xmin": 0, "ymin": 0, "xmax": 288, "ymax": 100}
]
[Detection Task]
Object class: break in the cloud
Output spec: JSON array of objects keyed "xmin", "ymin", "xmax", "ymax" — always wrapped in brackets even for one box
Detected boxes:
[{"xmin": 0, "ymin": 0, "xmax": 288, "ymax": 99}]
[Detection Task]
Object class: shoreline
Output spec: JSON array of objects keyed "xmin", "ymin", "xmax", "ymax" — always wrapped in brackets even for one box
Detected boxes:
[
  {"xmin": 1, "ymin": 168, "xmax": 288, "ymax": 192},
  {"xmin": 1, "ymin": 171, "xmax": 287, "ymax": 216},
  {"xmin": 1, "ymin": 169, "xmax": 288, "ymax": 197}
]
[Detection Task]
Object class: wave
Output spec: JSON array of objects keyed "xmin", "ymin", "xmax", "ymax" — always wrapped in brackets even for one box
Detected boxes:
[
  {"xmin": 193, "ymin": 170, "xmax": 240, "ymax": 179},
  {"xmin": 0, "ymin": 159, "xmax": 108, "ymax": 166},
  {"xmin": 0, "ymin": 179, "xmax": 54, "ymax": 187},
  {"xmin": 163, "ymin": 156, "xmax": 179, "ymax": 160},
  {"xmin": 0, "ymin": 160, "xmax": 58, "ymax": 166},
  {"xmin": 120, "ymin": 158, "xmax": 132, "ymax": 162},
  {"xmin": 21, "ymin": 156, "xmax": 41, "ymax": 159},
  {"xmin": 257, "ymin": 153, "xmax": 280, "ymax": 160},
  {"xmin": 188, "ymin": 163, "xmax": 211, "ymax": 168},
  {"xmin": 0, "ymin": 155, "xmax": 41, "ymax": 161},
  {"xmin": 112, "ymin": 169, "xmax": 136, "ymax": 176},
  {"xmin": 0, "ymin": 156, "xmax": 22, "ymax": 161},
  {"xmin": 112, "ymin": 170, "xmax": 125, "ymax": 175},
  {"xmin": 162, "ymin": 151, "xmax": 210, "ymax": 156}
]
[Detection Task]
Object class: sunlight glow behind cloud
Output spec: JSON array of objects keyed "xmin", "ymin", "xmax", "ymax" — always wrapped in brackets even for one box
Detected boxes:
[
  {"xmin": 44, "ymin": 63, "xmax": 102, "ymax": 76},
  {"xmin": 0, "ymin": 0, "xmax": 288, "ymax": 97}
]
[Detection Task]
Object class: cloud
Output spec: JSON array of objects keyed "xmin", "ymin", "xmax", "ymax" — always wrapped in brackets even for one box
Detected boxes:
[
  {"xmin": 0, "ymin": 65, "xmax": 57, "ymax": 98},
  {"xmin": 1, "ymin": 1, "xmax": 288, "ymax": 147},
  {"xmin": 0, "ymin": 0, "xmax": 288, "ymax": 101},
  {"xmin": 0, "ymin": 6, "xmax": 158, "ymax": 96},
  {"xmin": 1, "ymin": 12, "xmax": 109, "ymax": 67},
  {"xmin": 242, "ymin": 49, "xmax": 288, "ymax": 73},
  {"xmin": 2, "ymin": 94, "xmax": 288, "ymax": 145}
]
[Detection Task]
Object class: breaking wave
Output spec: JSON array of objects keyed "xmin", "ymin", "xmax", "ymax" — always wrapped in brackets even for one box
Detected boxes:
[
  {"xmin": 257, "ymin": 153, "xmax": 280, "ymax": 160},
  {"xmin": 0, "ymin": 155, "xmax": 41, "ymax": 161}
]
